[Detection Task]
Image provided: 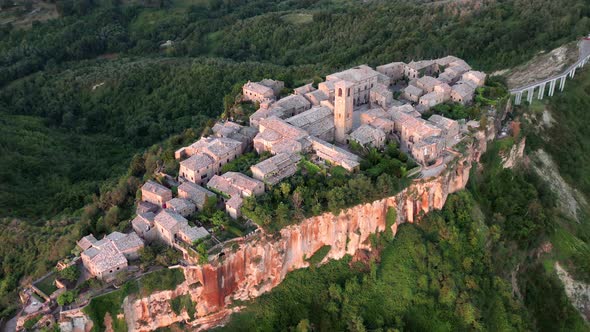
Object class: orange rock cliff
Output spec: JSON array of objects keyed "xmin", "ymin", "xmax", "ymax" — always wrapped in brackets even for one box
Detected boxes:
[{"xmin": 62, "ymin": 127, "xmax": 493, "ymax": 332}]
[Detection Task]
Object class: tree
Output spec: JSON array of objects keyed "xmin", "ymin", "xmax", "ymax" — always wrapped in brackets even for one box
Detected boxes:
[
  {"xmin": 104, "ymin": 206, "xmax": 120, "ymax": 230},
  {"xmin": 57, "ymin": 290, "xmax": 77, "ymax": 306},
  {"xmin": 58, "ymin": 266, "xmax": 80, "ymax": 283}
]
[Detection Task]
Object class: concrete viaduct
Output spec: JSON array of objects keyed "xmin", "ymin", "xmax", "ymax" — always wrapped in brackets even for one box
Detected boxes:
[{"xmin": 511, "ymin": 39, "xmax": 590, "ymax": 105}]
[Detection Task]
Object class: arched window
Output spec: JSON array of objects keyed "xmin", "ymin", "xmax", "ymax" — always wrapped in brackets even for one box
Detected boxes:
[
  {"xmin": 347, "ymin": 88, "xmax": 350, "ymax": 97},
  {"xmin": 338, "ymin": 88, "xmax": 342, "ymax": 97}
]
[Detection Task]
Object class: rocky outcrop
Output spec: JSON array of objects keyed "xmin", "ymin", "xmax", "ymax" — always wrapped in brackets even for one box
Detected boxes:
[
  {"xmin": 119, "ymin": 131, "xmax": 488, "ymax": 331},
  {"xmin": 555, "ymin": 262, "xmax": 590, "ymax": 322},
  {"xmin": 532, "ymin": 149, "xmax": 587, "ymax": 220},
  {"xmin": 501, "ymin": 137, "xmax": 526, "ymax": 169}
]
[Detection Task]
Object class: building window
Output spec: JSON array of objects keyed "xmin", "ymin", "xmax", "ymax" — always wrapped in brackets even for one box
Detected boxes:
[{"xmin": 338, "ymin": 88, "xmax": 342, "ymax": 97}]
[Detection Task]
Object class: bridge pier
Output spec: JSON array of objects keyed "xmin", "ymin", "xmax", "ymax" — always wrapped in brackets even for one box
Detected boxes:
[
  {"xmin": 537, "ymin": 83, "xmax": 546, "ymax": 99},
  {"xmin": 548, "ymin": 79, "xmax": 556, "ymax": 96},
  {"xmin": 515, "ymin": 91, "xmax": 522, "ymax": 105},
  {"xmin": 527, "ymin": 87, "xmax": 534, "ymax": 104},
  {"xmin": 560, "ymin": 75, "xmax": 567, "ymax": 91}
]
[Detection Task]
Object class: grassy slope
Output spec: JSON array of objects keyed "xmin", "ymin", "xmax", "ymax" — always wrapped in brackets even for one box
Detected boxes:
[{"xmin": 523, "ymin": 68, "xmax": 590, "ymax": 283}]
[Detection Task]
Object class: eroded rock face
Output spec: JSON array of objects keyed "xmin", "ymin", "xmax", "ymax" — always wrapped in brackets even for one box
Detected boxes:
[
  {"xmin": 121, "ymin": 134, "xmax": 486, "ymax": 332},
  {"xmin": 61, "ymin": 131, "xmax": 488, "ymax": 332},
  {"xmin": 555, "ymin": 262, "xmax": 590, "ymax": 322},
  {"xmin": 501, "ymin": 137, "xmax": 526, "ymax": 169}
]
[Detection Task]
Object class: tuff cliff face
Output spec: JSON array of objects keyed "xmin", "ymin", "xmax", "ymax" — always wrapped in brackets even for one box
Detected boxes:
[
  {"xmin": 501, "ymin": 137, "xmax": 526, "ymax": 169},
  {"xmin": 121, "ymin": 131, "xmax": 489, "ymax": 331}
]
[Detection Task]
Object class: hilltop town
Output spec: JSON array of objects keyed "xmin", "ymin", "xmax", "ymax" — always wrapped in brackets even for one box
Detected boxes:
[
  {"xmin": 83, "ymin": 55, "xmax": 485, "ymax": 278},
  {"xmin": 19, "ymin": 56, "xmax": 489, "ymax": 330}
]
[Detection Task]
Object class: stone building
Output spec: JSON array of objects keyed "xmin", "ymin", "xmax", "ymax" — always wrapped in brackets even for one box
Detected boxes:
[
  {"xmin": 179, "ymin": 154, "xmax": 215, "ymax": 185},
  {"xmin": 166, "ymin": 198, "xmax": 196, "ymax": 217},
  {"xmin": 395, "ymin": 113, "xmax": 442, "ymax": 153},
  {"xmin": 411, "ymin": 136, "xmax": 445, "ymax": 165},
  {"xmin": 309, "ymin": 137, "xmax": 360, "ymax": 172},
  {"xmin": 402, "ymin": 85, "xmax": 424, "ymax": 103},
  {"xmin": 175, "ymin": 137, "xmax": 243, "ymax": 163},
  {"xmin": 242, "ymin": 81, "xmax": 275, "ymax": 103},
  {"xmin": 176, "ymin": 136, "xmax": 244, "ymax": 184},
  {"xmin": 318, "ymin": 80, "xmax": 337, "ymax": 101},
  {"xmin": 462, "ymin": 70, "xmax": 486, "ymax": 87},
  {"xmin": 348, "ymin": 124, "xmax": 386, "ymax": 148},
  {"xmin": 360, "ymin": 108, "xmax": 395, "ymax": 135},
  {"xmin": 141, "ymin": 181, "xmax": 172, "ymax": 208},
  {"xmin": 376, "ymin": 62, "xmax": 405, "ymax": 85},
  {"xmin": 177, "ymin": 181, "xmax": 216, "ymax": 211},
  {"xmin": 153, "ymin": 210, "xmax": 209, "ymax": 246},
  {"xmin": 325, "ymin": 65, "xmax": 380, "ymax": 107},
  {"xmin": 334, "ymin": 80, "xmax": 355, "ymax": 143},
  {"xmin": 428, "ymin": 114, "xmax": 460, "ymax": 146},
  {"xmin": 450, "ymin": 83, "xmax": 475, "ymax": 104},
  {"xmin": 79, "ymin": 232, "xmax": 143, "ymax": 281},
  {"xmin": 369, "ymin": 83, "xmax": 393, "ymax": 108},
  {"xmin": 212, "ymin": 121, "xmax": 258, "ymax": 151},
  {"xmin": 259, "ymin": 79, "xmax": 284, "ymax": 95},
  {"xmin": 418, "ymin": 92, "xmax": 439, "ymax": 109},
  {"xmin": 249, "ymin": 94, "xmax": 312, "ymax": 128},
  {"xmin": 132, "ymin": 212, "xmax": 157, "ymax": 242},
  {"xmin": 293, "ymin": 83, "xmax": 315, "ymax": 96},
  {"xmin": 303, "ymin": 90, "xmax": 329, "ymax": 106},
  {"xmin": 207, "ymin": 172, "xmax": 265, "ymax": 218},
  {"xmin": 251, "ymin": 153, "xmax": 301, "ymax": 186},
  {"xmin": 416, "ymin": 76, "xmax": 442, "ymax": 93},
  {"xmin": 418, "ymin": 82, "xmax": 451, "ymax": 109},
  {"xmin": 285, "ymin": 106, "xmax": 335, "ymax": 141},
  {"xmin": 242, "ymin": 79, "xmax": 283, "ymax": 103},
  {"xmin": 253, "ymin": 116, "xmax": 311, "ymax": 155},
  {"xmin": 404, "ymin": 60, "xmax": 438, "ymax": 79}
]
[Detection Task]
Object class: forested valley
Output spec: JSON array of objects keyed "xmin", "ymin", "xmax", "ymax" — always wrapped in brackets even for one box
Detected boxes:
[{"xmin": 1, "ymin": 0, "xmax": 590, "ymax": 328}]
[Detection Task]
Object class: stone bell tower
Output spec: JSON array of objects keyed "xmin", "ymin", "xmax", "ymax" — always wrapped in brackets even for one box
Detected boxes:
[{"xmin": 334, "ymin": 80, "xmax": 354, "ymax": 143}]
